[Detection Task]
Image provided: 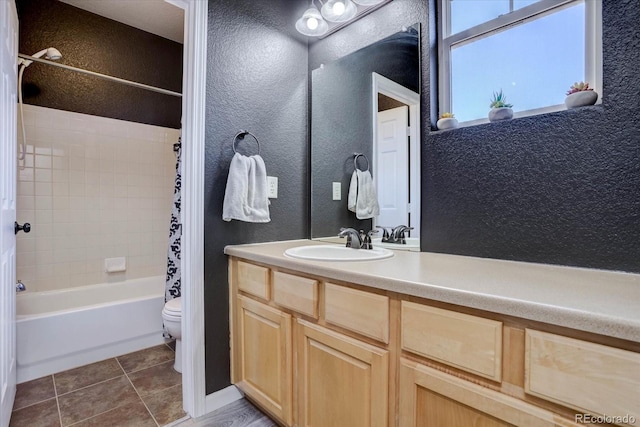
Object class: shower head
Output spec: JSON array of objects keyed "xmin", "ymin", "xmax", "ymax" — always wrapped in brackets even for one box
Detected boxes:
[
  {"xmin": 19, "ymin": 47, "xmax": 62, "ymax": 67},
  {"xmin": 32, "ymin": 47, "xmax": 62, "ymax": 60}
]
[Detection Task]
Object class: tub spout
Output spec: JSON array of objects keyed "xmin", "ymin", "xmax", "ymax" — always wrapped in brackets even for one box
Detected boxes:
[{"xmin": 16, "ymin": 280, "xmax": 26, "ymax": 292}]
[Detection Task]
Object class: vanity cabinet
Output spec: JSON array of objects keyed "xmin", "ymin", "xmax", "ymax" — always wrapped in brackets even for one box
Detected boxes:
[
  {"xmin": 230, "ymin": 258, "xmax": 391, "ymax": 427},
  {"xmin": 229, "ymin": 256, "xmax": 640, "ymax": 427}
]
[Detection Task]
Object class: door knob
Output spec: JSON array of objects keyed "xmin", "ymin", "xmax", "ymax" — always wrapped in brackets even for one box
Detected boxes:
[{"xmin": 14, "ymin": 222, "xmax": 31, "ymax": 234}]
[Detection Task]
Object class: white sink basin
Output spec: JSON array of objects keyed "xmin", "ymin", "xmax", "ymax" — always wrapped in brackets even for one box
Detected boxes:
[{"xmin": 284, "ymin": 245, "xmax": 394, "ymax": 262}]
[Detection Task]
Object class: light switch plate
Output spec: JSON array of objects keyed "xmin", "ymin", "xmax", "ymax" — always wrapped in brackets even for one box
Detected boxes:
[
  {"xmin": 267, "ymin": 176, "xmax": 278, "ymax": 198},
  {"xmin": 332, "ymin": 182, "xmax": 341, "ymax": 200}
]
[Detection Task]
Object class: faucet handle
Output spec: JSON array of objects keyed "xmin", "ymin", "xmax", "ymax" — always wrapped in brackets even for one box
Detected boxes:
[
  {"xmin": 395, "ymin": 226, "xmax": 414, "ymax": 244},
  {"xmin": 16, "ymin": 280, "xmax": 26, "ymax": 293},
  {"xmin": 361, "ymin": 229, "xmax": 375, "ymax": 250},
  {"xmin": 376, "ymin": 226, "xmax": 390, "ymax": 241},
  {"xmin": 362, "ymin": 229, "xmax": 379, "ymax": 250}
]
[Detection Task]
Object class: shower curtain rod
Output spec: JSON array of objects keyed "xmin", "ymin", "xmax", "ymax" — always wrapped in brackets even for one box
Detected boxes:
[{"xmin": 18, "ymin": 53, "xmax": 182, "ymax": 98}]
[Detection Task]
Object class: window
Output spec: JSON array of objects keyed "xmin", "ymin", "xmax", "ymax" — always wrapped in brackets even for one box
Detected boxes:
[{"xmin": 438, "ymin": 0, "xmax": 602, "ymax": 124}]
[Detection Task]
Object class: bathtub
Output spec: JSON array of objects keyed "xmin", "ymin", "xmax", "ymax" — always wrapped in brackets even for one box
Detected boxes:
[{"xmin": 16, "ymin": 276, "xmax": 167, "ymax": 383}]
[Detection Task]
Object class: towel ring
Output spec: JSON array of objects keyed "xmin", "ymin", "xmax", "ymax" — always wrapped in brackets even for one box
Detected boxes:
[
  {"xmin": 232, "ymin": 130, "xmax": 261, "ymax": 155},
  {"xmin": 353, "ymin": 153, "xmax": 369, "ymax": 172}
]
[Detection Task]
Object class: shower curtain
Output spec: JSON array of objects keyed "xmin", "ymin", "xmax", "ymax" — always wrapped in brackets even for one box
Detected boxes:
[{"xmin": 164, "ymin": 137, "xmax": 182, "ymax": 338}]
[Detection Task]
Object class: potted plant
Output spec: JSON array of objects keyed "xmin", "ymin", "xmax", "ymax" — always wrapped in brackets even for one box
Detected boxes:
[
  {"xmin": 488, "ymin": 89, "xmax": 513, "ymax": 122},
  {"xmin": 437, "ymin": 112, "xmax": 458, "ymax": 130},
  {"xmin": 565, "ymin": 81, "xmax": 598, "ymax": 109}
]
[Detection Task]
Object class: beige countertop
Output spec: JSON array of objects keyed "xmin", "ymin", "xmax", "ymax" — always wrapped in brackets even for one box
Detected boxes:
[{"xmin": 224, "ymin": 239, "xmax": 640, "ymax": 343}]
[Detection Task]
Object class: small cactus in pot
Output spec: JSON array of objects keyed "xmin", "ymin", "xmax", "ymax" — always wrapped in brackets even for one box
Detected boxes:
[
  {"xmin": 437, "ymin": 112, "xmax": 458, "ymax": 130},
  {"xmin": 488, "ymin": 89, "xmax": 513, "ymax": 122},
  {"xmin": 565, "ymin": 81, "xmax": 598, "ymax": 108}
]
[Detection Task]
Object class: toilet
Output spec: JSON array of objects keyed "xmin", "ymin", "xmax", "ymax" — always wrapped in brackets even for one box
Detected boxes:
[{"xmin": 162, "ymin": 297, "xmax": 182, "ymax": 373}]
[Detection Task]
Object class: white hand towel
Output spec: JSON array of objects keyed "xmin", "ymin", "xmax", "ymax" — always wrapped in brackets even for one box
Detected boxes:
[
  {"xmin": 347, "ymin": 169, "xmax": 380, "ymax": 219},
  {"xmin": 222, "ymin": 153, "xmax": 271, "ymax": 223}
]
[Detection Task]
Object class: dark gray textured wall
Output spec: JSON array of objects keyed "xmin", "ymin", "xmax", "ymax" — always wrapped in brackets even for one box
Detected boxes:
[
  {"xmin": 423, "ymin": 0, "xmax": 640, "ymax": 272},
  {"xmin": 310, "ymin": 0, "xmax": 640, "ymax": 273},
  {"xmin": 204, "ymin": 0, "xmax": 309, "ymax": 393},
  {"xmin": 311, "ymin": 29, "xmax": 419, "ymax": 238},
  {"xmin": 16, "ymin": 0, "xmax": 182, "ymax": 128}
]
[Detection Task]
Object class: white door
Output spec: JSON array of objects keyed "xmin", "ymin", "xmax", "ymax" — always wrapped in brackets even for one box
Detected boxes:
[
  {"xmin": 376, "ymin": 106, "xmax": 409, "ymax": 229},
  {"xmin": 0, "ymin": 0, "xmax": 18, "ymax": 425}
]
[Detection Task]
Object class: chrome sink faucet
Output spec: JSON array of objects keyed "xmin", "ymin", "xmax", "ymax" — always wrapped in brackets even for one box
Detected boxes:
[
  {"xmin": 391, "ymin": 225, "xmax": 413, "ymax": 244},
  {"xmin": 378, "ymin": 225, "xmax": 414, "ymax": 244},
  {"xmin": 338, "ymin": 227, "xmax": 363, "ymax": 249},
  {"xmin": 338, "ymin": 228, "xmax": 378, "ymax": 249}
]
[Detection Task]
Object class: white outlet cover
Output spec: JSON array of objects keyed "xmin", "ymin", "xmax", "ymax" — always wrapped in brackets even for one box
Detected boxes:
[
  {"xmin": 267, "ymin": 176, "xmax": 278, "ymax": 199},
  {"xmin": 332, "ymin": 182, "xmax": 341, "ymax": 200}
]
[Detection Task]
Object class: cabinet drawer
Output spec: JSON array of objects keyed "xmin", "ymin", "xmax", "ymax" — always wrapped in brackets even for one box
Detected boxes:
[
  {"xmin": 237, "ymin": 261, "xmax": 270, "ymax": 300},
  {"xmin": 525, "ymin": 329, "xmax": 640, "ymax": 426},
  {"xmin": 401, "ymin": 301, "xmax": 502, "ymax": 381},
  {"xmin": 272, "ymin": 271, "xmax": 319, "ymax": 318},
  {"xmin": 324, "ymin": 283, "xmax": 389, "ymax": 343}
]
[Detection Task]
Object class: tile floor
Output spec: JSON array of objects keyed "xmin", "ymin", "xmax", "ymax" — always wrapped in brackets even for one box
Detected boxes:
[{"xmin": 10, "ymin": 343, "xmax": 186, "ymax": 427}]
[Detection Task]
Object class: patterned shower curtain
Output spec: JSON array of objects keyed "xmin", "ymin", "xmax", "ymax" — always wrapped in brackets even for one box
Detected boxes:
[{"xmin": 164, "ymin": 137, "xmax": 182, "ymax": 338}]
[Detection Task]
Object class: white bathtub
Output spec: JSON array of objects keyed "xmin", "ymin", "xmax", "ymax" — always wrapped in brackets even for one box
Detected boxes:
[{"xmin": 16, "ymin": 276, "xmax": 167, "ymax": 383}]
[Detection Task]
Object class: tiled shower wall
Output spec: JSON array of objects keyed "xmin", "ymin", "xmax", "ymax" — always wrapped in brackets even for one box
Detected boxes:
[{"xmin": 16, "ymin": 105, "xmax": 178, "ymax": 293}]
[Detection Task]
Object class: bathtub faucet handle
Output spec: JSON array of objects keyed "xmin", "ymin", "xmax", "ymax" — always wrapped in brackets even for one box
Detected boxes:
[
  {"xmin": 16, "ymin": 280, "xmax": 26, "ymax": 293},
  {"xmin": 15, "ymin": 221, "xmax": 31, "ymax": 235}
]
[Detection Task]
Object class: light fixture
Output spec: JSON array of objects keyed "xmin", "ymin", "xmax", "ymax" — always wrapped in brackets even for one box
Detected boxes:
[
  {"xmin": 296, "ymin": 2, "xmax": 329, "ymax": 37},
  {"xmin": 295, "ymin": 0, "xmax": 393, "ymax": 38},
  {"xmin": 321, "ymin": 0, "xmax": 357, "ymax": 23}
]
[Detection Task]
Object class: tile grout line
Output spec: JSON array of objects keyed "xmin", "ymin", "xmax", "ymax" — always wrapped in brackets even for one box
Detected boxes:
[
  {"xmin": 10, "ymin": 392, "xmax": 55, "ymax": 412},
  {"xmin": 115, "ymin": 357, "xmax": 161, "ymax": 427},
  {"xmin": 121, "ymin": 355, "xmax": 176, "ymax": 376},
  {"xmin": 64, "ymin": 359, "xmax": 162, "ymax": 427},
  {"xmin": 56, "ymin": 359, "xmax": 131, "ymax": 426},
  {"xmin": 55, "ymin": 362, "xmax": 125, "ymax": 398},
  {"xmin": 51, "ymin": 374, "xmax": 64, "ymax": 427}
]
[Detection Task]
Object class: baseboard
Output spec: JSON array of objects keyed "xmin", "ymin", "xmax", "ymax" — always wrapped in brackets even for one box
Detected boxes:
[{"xmin": 204, "ymin": 385, "xmax": 244, "ymax": 414}]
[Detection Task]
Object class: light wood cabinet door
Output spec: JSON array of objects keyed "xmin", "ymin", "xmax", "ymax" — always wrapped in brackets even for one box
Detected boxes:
[
  {"xmin": 297, "ymin": 319, "xmax": 389, "ymax": 427},
  {"xmin": 235, "ymin": 296, "xmax": 292, "ymax": 425},
  {"xmin": 399, "ymin": 359, "xmax": 581, "ymax": 427}
]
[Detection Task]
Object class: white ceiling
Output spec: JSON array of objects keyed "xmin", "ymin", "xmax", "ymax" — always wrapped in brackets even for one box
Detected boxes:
[{"xmin": 59, "ymin": 0, "xmax": 184, "ymax": 44}]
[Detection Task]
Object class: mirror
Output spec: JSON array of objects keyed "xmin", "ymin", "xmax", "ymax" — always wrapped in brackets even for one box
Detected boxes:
[{"xmin": 310, "ymin": 24, "xmax": 421, "ymax": 250}]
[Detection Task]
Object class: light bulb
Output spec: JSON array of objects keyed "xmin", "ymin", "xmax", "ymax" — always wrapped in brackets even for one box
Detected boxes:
[
  {"xmin": 333, "ymin": 1, "xmax": 346, "ymax": 15},
  {"xmin": 307, "ymin": 17, "xmax": 319, "ymax": 30}
]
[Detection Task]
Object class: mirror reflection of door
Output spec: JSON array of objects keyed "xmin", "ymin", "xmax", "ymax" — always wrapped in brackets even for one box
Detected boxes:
[
  {"xmin": 372, "ymin": 73, "xmax": 421, "ymax": 239},
  {"xmin": 377, "ymin": 103, "xmax": 409, "ymax": 230}
]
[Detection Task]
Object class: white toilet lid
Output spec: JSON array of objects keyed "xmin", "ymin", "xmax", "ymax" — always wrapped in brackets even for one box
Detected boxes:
[{"xmin": 164, "ymin": 297, "xmax": 182, "ymax": 314}]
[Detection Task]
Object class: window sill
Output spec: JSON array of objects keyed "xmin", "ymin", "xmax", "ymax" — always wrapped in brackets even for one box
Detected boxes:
[{"xmin": 429, "ymin": 103, "xmax": 604, "ymax": 135}]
